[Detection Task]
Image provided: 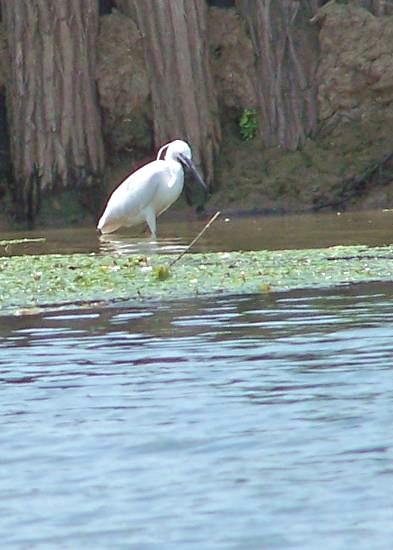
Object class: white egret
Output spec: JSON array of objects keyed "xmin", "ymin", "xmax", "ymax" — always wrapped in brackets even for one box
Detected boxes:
[{"xmin": 97, "ymin": 140, "xmax": 207, "ymax": 238}]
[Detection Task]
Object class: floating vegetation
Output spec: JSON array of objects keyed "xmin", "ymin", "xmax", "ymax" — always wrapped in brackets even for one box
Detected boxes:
[
  {"xmin": 154, "ymin": 265, "xmax": 171, "ymax": 281},
  {"xmin": 0, "ymin": 237, "xmax": 47, "ymax": 258},
  {"xmin": 2, "ymin": 244, "xmax": 393, "ymax": 315},
  {"xmin": 0, "ymin": 238, "xmax": 46, "ymax": 246}
]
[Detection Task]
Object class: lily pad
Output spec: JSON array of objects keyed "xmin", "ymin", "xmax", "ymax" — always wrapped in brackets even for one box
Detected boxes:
[{"xmin": 1, "ymin": 245, "xmax": 393, "ymax": 315}]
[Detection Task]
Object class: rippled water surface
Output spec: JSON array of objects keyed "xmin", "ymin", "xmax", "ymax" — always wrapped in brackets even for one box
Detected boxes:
[
  {"xmin": 2, "ymin": 279, "xmax": 393, "ymax": 548},
  {"xmin": 2, "ymin": 210, "xmax": 393, "ymax": 548}
]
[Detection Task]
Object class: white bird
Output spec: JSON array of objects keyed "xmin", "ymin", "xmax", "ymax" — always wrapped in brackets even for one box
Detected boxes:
[{"xmin": 97, "ymin": 139, "xmax": 207, "ymax": 238}]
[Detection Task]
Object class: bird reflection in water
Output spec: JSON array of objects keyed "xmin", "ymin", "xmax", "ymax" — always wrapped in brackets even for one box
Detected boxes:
[{"xmin": 98, "ymin": 232, "xmax": 187, "ymax": 257}]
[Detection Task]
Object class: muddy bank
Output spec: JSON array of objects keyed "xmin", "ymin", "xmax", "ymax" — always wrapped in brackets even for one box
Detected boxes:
[
  {"xmin": 1, "ymin": 2, "xmax": 393, "ymax": 230},
  {"xmin": 79, "ymin": 4, "xmax": 393, "ymax": 220},
  {"xmin": 209, "ymin": 2, "xmax": 393, "ymax": 214},
  {"xmin": 208, "ymin": 109, "xmax": 393, "ymax": 215}
]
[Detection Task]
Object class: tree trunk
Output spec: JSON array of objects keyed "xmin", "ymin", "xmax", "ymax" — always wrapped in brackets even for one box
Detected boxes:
[
  {"xmin": 121, "ymin": 0, "xmax": 220, "ymax": 187},
  {"xmin": 236, "ymin": 0, "xmax": 320, "ymax": 150},
  {"xmin": 356, "ymin": 0, "xmax": 393, "ymax": 15},
  {"xmin": 2, "ymin": 0, "xmax": 105, "ymax": 223}
]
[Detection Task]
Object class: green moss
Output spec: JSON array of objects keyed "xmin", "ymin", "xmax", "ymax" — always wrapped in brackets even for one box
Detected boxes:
[{"xmin": 239, "ymin": 109, "xmax": 258, "ymax": 141}]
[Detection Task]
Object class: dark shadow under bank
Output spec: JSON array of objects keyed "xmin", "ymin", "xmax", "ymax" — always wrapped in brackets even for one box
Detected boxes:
[{"xmin": 1, "ymin": 108, "xmax": 393, "ymax": 232}]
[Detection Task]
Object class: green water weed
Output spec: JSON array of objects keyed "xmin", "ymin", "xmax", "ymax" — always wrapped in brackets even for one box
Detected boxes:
[{"xmin": 239, "ymin": 109, "xmax": 258, "ymax": 141}]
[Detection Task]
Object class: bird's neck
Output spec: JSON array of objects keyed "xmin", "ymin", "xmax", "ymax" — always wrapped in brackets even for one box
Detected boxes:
[{"xmin": 166, "ymin": 160, "xmax": 184, "ymax": 188}]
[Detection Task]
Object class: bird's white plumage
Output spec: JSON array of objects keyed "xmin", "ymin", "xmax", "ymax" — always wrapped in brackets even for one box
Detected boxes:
[{"xmin": 97, "ymin": 140, "xmax": 203, "ymax": 238}]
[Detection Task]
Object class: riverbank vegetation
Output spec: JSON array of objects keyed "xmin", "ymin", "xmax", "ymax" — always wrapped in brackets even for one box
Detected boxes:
[{"xmin": 2, "ymin": 244, "xmax": 393, "ymax": 315}]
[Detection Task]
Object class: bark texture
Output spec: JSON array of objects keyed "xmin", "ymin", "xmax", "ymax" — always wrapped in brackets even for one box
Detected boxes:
[
  {"xmin": 316, "ymin": 1, "xmax": 393, "ymax": 124},
  {"xmin": 236, "ymin": 0, "xmax": 320, "ymax": 150},
  {"xmin": 358, "ymin": 0, "xmax": 393, "ymax": 15},
  {"xmin": 121, "ymin": 0, "xmax": 220, "ymax": 186},
  {"xmin": 2, "ymin": 0, "xmax": 105, "ymax": 222}
]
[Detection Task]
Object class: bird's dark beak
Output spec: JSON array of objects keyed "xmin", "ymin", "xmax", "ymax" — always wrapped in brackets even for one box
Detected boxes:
[{"xmin": 178, "ymin": 154, "xmax": 208, "ymax": 192}]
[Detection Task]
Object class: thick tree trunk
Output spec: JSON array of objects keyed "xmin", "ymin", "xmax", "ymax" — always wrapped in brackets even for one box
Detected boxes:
[
  {"xmin": 121, "ymin": 0, "xmax": 220, "ymax": 187},
  {"xmin": 236, "ymin": 0, "xmax": 319, "ymax": 150},
  {"xmin": 357, "ymin": 0, "xmax": 393, "ymax": 15},
  {"xmin": 2, "ymin": 0, "xmax": 105, "ymax": 223}
]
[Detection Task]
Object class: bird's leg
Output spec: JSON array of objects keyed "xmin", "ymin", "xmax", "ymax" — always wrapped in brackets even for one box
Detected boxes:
[{"xmin": 143, "ymin": 207, "xmax": 157, "ymax": 240}]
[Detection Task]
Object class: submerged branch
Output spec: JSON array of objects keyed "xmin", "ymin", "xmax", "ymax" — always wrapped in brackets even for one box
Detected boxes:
[{"xmin": 170, "ymin": 210, "xmax": 221, "ymax": 267}]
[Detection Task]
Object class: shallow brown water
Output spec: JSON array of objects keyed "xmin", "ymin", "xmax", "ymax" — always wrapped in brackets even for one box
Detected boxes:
[{"xmin": 2, "ymin": 208, "xmax": 393, "ymax": 256}]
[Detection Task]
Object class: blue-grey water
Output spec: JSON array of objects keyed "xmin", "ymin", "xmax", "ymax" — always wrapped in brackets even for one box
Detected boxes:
[{"xmin": 2, "ymin": 211, "xmax": 393, "ymax": 549}]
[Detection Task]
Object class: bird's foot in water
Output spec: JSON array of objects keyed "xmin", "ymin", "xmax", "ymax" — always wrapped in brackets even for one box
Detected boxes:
[{"xmin": 140, "ymin": 224, "xmax": 157, "ymax": 241}]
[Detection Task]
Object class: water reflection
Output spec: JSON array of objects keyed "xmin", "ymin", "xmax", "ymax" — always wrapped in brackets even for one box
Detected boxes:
[
  {"xmin": 1, "ymin": 283, "xmax": 393, "ymax": 547},
  {"xmin": 98, "ymin": 232, "xmax": 187, "ymax": 256},
  {"xmin": 2, "ymin": 203, "xmax": 393, "ymax": 548},
  {"xmin": 2, "ymin": 208, "xmax": 393, "ymax": 257}
]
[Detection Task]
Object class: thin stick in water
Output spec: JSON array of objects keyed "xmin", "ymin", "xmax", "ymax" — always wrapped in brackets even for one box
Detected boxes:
[{"xmin": 170, "ymin": 210, "xmax": 221, "ymax": 267}]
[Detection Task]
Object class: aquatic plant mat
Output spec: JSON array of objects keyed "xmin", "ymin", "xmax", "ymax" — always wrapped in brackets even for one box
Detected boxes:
[{"xmin": 2, "ymin": 244, "xmax": 393, "ymax": 315}]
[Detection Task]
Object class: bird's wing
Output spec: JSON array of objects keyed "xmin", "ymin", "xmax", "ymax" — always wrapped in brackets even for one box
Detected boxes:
[{"xmin": 102, "ymin": 160, "xmax": 170, "ymax": 226}]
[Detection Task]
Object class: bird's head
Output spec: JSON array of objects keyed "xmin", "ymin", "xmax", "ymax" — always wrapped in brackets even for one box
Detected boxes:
[
  {"xmin": 157, "ymin": 140, "xmax": 208, "ymax": 199},
  {"xmin": 157, "ymin": 139, "xmax": 192, "ymax": 162}
]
